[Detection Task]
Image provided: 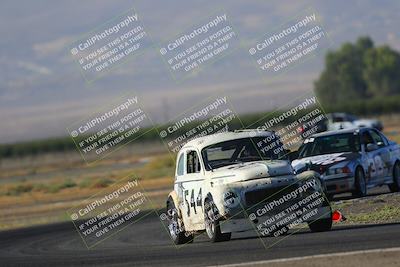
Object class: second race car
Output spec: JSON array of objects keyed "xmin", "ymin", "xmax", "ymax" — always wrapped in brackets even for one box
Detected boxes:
[{"xmin": 291, "ymin": 127, "xmax": 400, "ymax": 199}]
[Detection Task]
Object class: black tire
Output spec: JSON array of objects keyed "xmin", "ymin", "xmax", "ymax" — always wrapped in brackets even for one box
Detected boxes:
[
  {"xmin": 389, "ymin": 161, "xmax": 400, "ymax": 192},
  {"xmin": 166, "ymin": 200, "xmax": 194, "ymax": 245},
  {"xmin": 308, "ymin": 218, "xmax": 332, "ymax": 232},
  {"xmin": 352, "ymin": 167, "xmax": 367, "ymax": 197},
  {"xmin": 204, "ymin": 198, "xmax": 231, "ymax": 242}
]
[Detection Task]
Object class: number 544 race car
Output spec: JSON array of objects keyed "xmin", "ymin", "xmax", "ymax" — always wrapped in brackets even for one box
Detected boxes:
[
  {"xmin": 166, "ymin": 130, "xmax": 332, "ymax": 244},
  {"xmin": 291, "ymin": 127, "xmax": 400, "ymax": 199}
]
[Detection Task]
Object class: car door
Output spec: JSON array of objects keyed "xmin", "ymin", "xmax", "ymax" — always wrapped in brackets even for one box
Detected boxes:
[
  {"xmin": 369, "ymin": 129, "xmax": 392, "ymax": 181},
  {"xmin": 176, "ymin": 148, "xmax": 204, "ymax": 229},
  {"xmin": 361, "ymin": 130, "xmax": 381, "ymax": 186},
  {"xmin": 174, "ymin": 151, "xmax": 186, "ymax": 202}
]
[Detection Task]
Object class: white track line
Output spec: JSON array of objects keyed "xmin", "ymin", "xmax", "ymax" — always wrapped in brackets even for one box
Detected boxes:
[{"xmin": 208, "ymin": 247, "xmax": 400, "ymax": 267}]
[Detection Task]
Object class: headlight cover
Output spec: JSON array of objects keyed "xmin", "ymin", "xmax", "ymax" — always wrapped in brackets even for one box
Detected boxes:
[
  {"xmin": 326, "ymin": 166, "xmax": 351, "ymax": 176},
  {"xmin": 223, "ymin": 191, "xmax": 240, "ymax": 209}
]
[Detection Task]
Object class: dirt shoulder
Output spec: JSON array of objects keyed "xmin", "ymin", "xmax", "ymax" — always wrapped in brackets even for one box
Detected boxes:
[{"xmin": 331, "ymin": 192, "xmax": 400, "ymax": 225}]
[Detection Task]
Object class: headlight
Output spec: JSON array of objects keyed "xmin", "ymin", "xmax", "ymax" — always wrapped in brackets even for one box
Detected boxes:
[
  {"xmin": 326, "ymin": 166, "xmax": 351, "ymax": 175},
  {"xmin": 223, "ymin": 191, "xmax": 240, "ymax": 209}
]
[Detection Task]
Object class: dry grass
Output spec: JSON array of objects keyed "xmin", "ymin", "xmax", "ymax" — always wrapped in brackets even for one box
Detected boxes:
[
  {"xmin": 0, "ymin": 149, "xmax": 175, "ymax": 230},
  {"xmin": 0, "ymin": 176, "xmax": 172, "ymax": 230}
]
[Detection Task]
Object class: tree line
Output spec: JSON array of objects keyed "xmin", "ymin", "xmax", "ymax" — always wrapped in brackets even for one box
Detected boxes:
[{"xmin": 315, "ymin": 36, "xmax": 400, "ymax": 106}]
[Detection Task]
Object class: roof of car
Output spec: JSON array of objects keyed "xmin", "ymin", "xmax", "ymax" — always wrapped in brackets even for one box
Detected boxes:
[
  {"xmin": 310, "ymin": 127, "xmax": 370, "ymax": 138},
  {"xmin": 182, "ymin": 129, "xmax": 275, "ymax": 151}
]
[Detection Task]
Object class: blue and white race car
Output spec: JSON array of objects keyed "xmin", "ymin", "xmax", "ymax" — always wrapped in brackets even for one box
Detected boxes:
[{"xmin": 291, "ymin": 127, "xmax": 400, "ymax": 199}]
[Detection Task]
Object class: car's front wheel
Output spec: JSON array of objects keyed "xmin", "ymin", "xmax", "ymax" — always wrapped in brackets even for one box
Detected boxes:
[
  {"xmin": 352, "ymin": 167, "xmax": 367, "ymax": 197},
  {"xmin": 308, "ymin": 217, "xmax": 333, "ymax": 232},
  {"xmin": 204, "ymin": 198, "xmax": 231, "ymax": 242},
  {"xmin": 388, "ymin": 161, "xmax": 400, "ymax": 192},
  {"xmin": 166, "ymin": 200, "xmax": 194, "ymax": 244}
]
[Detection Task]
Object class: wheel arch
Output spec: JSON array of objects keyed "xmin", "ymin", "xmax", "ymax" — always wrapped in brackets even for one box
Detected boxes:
[
  {"xmin": 203, "ymin": 192, "xmax": 213, "ymax": 207},
  {"xmin": 356, "ymin": 164, "xmax": 365, "ymax": 172},
  {"xmin": 354, "ymin": 164, "xmax": 365, "ymax": 180},
  {"xmin": 167, "ymin": 191, "xmax": 181, "ymax": 218}
]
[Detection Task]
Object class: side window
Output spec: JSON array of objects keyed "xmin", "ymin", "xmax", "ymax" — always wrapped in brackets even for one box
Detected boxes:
[
  {"xmin": 370, "ymin": 130, "xmax": 385, "ymax": 147},
  {"xmin": 379, "ymin": 133, "xmax": 389, "ymax": 146},
  {"xmin": 187, "ymin": 150, "xmax": 201, "ymax": 174},
  {"xmin": 361, "ymin": 131, "xmax": 374, "ymax": 145},
  {"xmin": 177, "ymin": 153, "xmax": 185, "ymax": 176}
]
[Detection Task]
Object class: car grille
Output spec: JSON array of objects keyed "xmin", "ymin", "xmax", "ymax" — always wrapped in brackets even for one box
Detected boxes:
[{"xmin": 245, "ymin": 184, "xmax": 300, "ymax": 207}]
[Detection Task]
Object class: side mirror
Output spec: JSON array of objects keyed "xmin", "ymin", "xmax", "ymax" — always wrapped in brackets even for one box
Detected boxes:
[
  {"xmin": 288, "ymin": 150, "xmax": 299, "ymax": 161},
  {"xmin": 366, "ymin": 143, "xmax": 379, "ymax": 152}
]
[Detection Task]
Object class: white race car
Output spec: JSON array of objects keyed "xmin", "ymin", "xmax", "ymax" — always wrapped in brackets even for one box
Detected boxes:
[{"xmin": 166, "ymin": 130, "xmax": 332, "ymax": 244}]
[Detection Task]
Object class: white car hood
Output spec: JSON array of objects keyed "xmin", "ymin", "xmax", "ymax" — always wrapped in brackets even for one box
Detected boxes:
[{"xmin": 209, "ymin": 160, "xmax": 293, "ymax": 183}]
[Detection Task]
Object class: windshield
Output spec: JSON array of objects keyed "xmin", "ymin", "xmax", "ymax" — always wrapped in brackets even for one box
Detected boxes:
[
  {"xmin": 299, "ymin": 133, "xmax": 360, "ymax": 158},
  {"xmin": 201, "ymin": 137, "xmax": 286, "ymax": 170}
]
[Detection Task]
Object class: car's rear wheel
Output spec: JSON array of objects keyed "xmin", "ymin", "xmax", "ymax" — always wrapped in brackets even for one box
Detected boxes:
[
  {"xmin": 166, "ymin": 200, "xmax": 194, "ymax": 244},
  {"xmin": 352, "ymin": 167, "xmax": 367, "ymax": 197},
  {"xmin": 388, "ymin": 161, "xmax": 400, "ymax": 192},
  {"xmin": 204, "ymin": 198, "xmax": 231, "ymax": 242},
  {"xmin": 308, "ymin": 217, "xmax": 332, "ymax": 232}
]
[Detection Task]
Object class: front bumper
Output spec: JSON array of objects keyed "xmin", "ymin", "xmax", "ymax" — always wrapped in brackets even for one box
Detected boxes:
[
  {"xmin": 219, "ymin": 176, "xmax": 331, "ymax": 234},
  {"xmin": 323, "ymin": 174, "xmax": 355, "ymax": 194},
  {"xmin": 220, "ymin": 205, "xmax": 331, "ymax": 234}
]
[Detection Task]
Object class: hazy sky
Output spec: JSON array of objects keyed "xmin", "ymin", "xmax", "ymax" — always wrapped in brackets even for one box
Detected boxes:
[{"xmin": 0, "ymin": 0, "xmax": 399, "ymax": 143}]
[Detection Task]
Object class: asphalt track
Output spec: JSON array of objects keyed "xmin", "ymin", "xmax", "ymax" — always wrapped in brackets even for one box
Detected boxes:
[{"xmin": 1, "ymin": 209, "xmax": 400, "ymax": 267}]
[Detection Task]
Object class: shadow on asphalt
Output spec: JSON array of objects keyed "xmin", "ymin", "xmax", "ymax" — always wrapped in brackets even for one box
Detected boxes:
[{"xmin": 229, "ymin": 222, "xmax": 400, "ymax": 242}]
